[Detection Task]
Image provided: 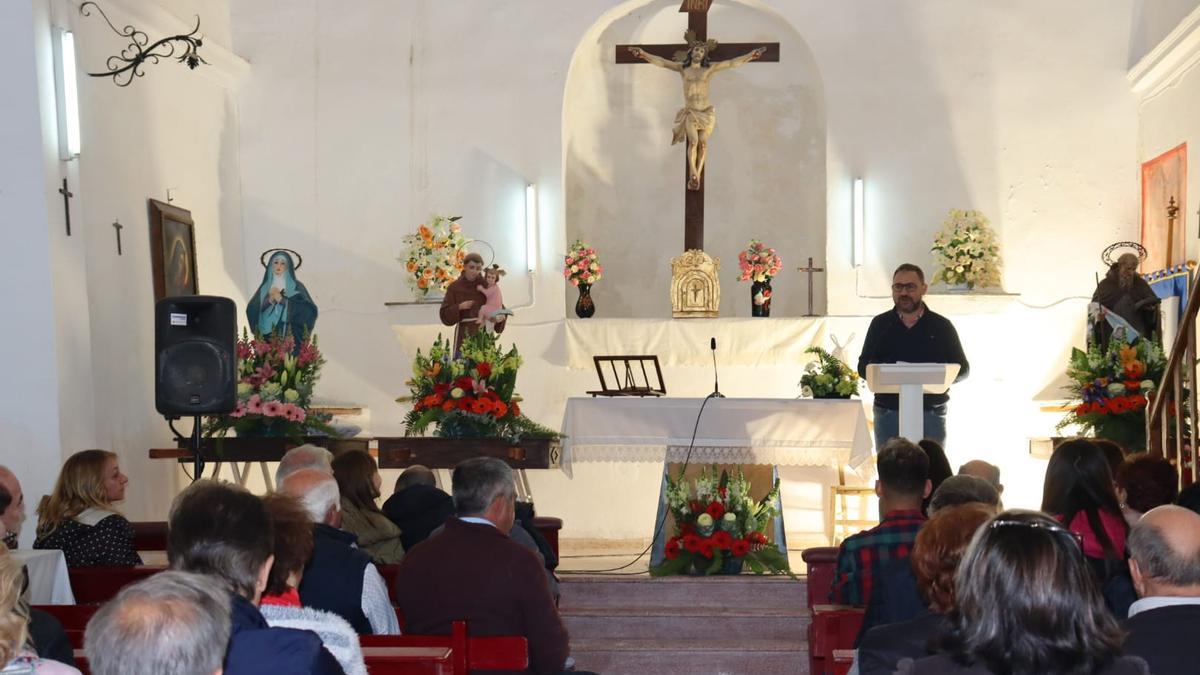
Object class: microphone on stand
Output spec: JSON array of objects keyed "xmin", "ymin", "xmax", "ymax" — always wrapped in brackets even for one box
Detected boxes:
[{"xmin": 709, "ymin": 337, "xmax": 725, "ymax": 398}]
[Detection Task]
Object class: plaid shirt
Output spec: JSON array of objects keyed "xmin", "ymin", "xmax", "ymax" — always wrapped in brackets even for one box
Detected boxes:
[{"xmin": 830, "ymin": 509, "xmax": 926, "ymax": 606}]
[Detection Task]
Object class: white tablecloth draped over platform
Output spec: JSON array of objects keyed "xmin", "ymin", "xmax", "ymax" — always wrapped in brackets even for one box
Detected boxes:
[
  {"xmin": 565, "ymin": 318, "xmax": 826, "ymax": 369},
  {"xmin": 560, "ymin": 397, "xmax": 872, "ymax": 476},
  {"xmin": 13, "ymin": 549, "xmax": 75, "ymax": 605}
]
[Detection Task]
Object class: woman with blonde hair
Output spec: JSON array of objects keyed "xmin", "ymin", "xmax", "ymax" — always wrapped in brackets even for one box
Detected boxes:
[
  {"xmin": 0, "ymin": 550, "xmax": 80, "ymax": 673},
  {"xmin": 33, "ymin": 450, "xmax": 140, "ymax": 568}
]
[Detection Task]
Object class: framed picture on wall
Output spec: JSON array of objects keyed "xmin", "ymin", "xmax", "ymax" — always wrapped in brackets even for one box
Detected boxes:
[
  {"xmin": 148, "ymin": 199, "xmax": 199, "ymax": 301},
  {"xmin": 1140, "ymin": 143, "xmax": 1187, "ymax": 273}
]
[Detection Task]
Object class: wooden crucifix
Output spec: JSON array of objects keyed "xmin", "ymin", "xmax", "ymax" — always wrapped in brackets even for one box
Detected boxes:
[
  {"xmin": 616, "ymin": 0, "xmax": 779, "ymax": 252},
  {"xmin": 797, "ymin": 256, "xmax": 824, "ymax": 316},
  {"xmin": 112, "ymin": 219, "xmax": 124, "ymax": 255},
  {"xmin": 58, "ymin": 178, "xmax": 74, "ymax": 237}
]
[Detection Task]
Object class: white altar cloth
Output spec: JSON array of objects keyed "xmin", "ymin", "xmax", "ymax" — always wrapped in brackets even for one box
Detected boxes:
[
  {"xmin": 560, "ymin": 397, "xmax": 872, "ymax": 475},
  {"xmin": 565, "ymin": 318, "xmax": 826, "ymax": 369}
]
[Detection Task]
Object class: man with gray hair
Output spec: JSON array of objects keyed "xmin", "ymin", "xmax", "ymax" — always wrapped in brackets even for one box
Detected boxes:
[
  {"xmin": 928, "ymin": 474, "xmax": 1000, "ymax": 514},
  {"xmin": 281, "ymin": 468, "xmax": 399, "ymax": 636},
  {"xmin": 275, "ymin": 444, "xmax": 334, "ymax": 485},
  {"xmin": 1123, "ymin": 504, "xmax": 1200, "ymax": 675},
  {"xmin": 395, "ymin": 457, "xmax": 572, "ymax": 674},
  {"xmin": 85, "ymin": 570, "xmax": 231, "ymax": 675}
]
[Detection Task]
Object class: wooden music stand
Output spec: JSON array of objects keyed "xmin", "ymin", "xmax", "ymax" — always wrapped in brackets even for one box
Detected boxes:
[{"xmin": 586, "ymin": 355, "xmax": 666, "ymax": 397}]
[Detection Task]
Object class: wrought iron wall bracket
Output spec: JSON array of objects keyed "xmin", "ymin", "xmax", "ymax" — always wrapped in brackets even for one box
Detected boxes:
[{"xmin": 79, "ymin": 1, "xmax": 207, "ymax": 87}]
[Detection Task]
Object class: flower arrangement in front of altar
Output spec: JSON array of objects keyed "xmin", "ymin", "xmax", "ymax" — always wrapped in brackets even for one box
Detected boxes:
[
  {"xmin": 564, "ymin": 240, "xmax": 602, "ymax": 287},
  {"xmin": 400, "ymin": 214, "xmax": 470, "ymax": 299},
  {"xmin": 930, "ymin": 209, "xmax": 1002, "ymax": 290},
  {"xmin": 651, "ymin": 467, "xmax": 791, "ymax": 577},
  {"xmin": 206, "ymin": 329, "xmax": 338, "ymax": 439},
  {"xmin": 799, "ymin": 346, "xmax": 861, "ymax": 399},
  {"xmin": 736, "ymin": 239, "xmax": 783, "ymax": 283},
  {"xmin": 1056, "ymin": 331, "xmax": 1165, "ymax": 452},
  {"xmin": 403, "ymin": 330, "xmax": 558, "ymax": 440}
]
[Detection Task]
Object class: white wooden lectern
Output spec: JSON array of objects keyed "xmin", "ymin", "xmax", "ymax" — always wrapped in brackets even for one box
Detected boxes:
[{"xmin": 866, "ymin": 363, "xmax": 961, "ymax": 442}]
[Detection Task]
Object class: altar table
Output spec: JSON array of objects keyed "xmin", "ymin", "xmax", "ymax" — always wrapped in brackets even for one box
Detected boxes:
[
  {"xmin": 561, "ymin": 397, "xmax": 873, "ymax": 565},
  {"xmin": 560, "ymin": 397, "xmax": 873, "ymax": 474}
]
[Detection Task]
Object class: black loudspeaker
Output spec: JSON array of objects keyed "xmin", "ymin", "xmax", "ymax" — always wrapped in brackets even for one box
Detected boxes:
[{"xmin": 155, "ymin": 296, "xmax": 237, "ymax": 416}]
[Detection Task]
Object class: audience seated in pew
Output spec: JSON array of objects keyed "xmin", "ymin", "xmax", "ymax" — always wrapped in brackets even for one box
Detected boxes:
[
  {"xmin": 332, "ymin": 450, "xmax": 405, "ymax": 565},
  {"xmin": 281, "ymin": 468, "xmax": 400, "ymax": 636},
  {"xmin": 857, "ymin": 476, "xmax": 1001, "ymax": 640},
  {"xmin": 831, "ymin": 438, "xmax": 930, "ymax": 606},
  {"xmin": 854, "ymin": 503, "xmax": 994, "ymax": 675},
  {"xmin": 916, "ymin": 440, "xmax": 953, "ymax": 516},
  {"xmin": 382, "ymin": 465, "xmax": 456, "ymax": 552},
  {"xmin": 1122, "ymin": 505, "xmax": 1200, "ymax": 675},
  {"xmin": 394, "ymin": 457, "xmax": 580, "ymax": 675},
  {"xmin": 1177, "ymin": 481, "xmax": 1200, "ymax": 515},
  {"xmin": 0, "ymin": 549, "xmax": 79, "ymax": 674},
  {"xmin": 1042, "ymin": 439, "xmax": 1135, "ymax": 617},
  {"xmin": 0, "ymin": 466, "xmax": 25, "ymax": 549},
  {"xmin": 896, "ymin": 509, "xmax": 1150, "ymax": 675},
  {"xmin": 84, "ymin": 570, "xmax": 229, "ymax": 675},
  {"xmin": 259, "ymin": 493, "xmax": 366, "ymax": 675},
  {"xmin": 1116, "ymin": 453, "xmax": 1178, "ymax": 526},
  {"xmin": 168, "ymin": 479, "xmax": 344, "ymax": 674},
  {"xmin": 33, "ymin": 450, "xmax": 140, "ymax": 568}
]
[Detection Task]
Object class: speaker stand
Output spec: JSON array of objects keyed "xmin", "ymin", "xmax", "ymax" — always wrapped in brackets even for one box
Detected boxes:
[{"xmin": 189, "ymin": 415, "xmax": 205, "ymax": 481}]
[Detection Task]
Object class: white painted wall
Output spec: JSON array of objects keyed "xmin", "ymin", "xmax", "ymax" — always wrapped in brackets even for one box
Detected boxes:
[
  {"xmin": 0, "ymin": 0, "xmax": 244, "ymax": 526},
  {"xmin": 225, "ymin": 0, "xmax": 1143, "ymax": 540},
  {"xmin": 1, "ymin": 0, "xmax": 68, "ymax": 547}
]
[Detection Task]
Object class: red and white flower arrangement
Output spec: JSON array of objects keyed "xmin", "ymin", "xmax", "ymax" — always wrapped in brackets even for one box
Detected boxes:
[
  {"xmin": 564, "ymin": 240, "xmax": 603, "ymax": 287},
  {"xmin": 652, "ymin": 467, "xmax": 791, "ymax": 576},
  {"xmin": 737, "ymin": 239, "xmax": 782, "ymax": 283}
]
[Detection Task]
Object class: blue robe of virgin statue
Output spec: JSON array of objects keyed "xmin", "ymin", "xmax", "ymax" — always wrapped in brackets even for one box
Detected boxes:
[{"xmin": 246, "ymin": 251, "xmax": 318, "ymax": 341}]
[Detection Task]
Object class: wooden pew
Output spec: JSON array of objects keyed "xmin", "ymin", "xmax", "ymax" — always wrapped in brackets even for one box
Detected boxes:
[
  {"xmin": 361, "ymin": 620, "xmax": 528, "ymax": 674},
  {"xmin": 34, "ymin": 604, "xmax": 98, "ymax": 630},
  {"xmin": 130, "ymin": 521, "xmax": 169, "ymax": 551},
  {"xmin": 67, "ymin": 566, "xmax": 166, "ymax": 604},
  {"xmin": 803, "ymin": 546, "xmax": 865, "ymax": 675},
  {"xmin": 530, "ymin": 516, "xmax": 562, "ymax": 559}
]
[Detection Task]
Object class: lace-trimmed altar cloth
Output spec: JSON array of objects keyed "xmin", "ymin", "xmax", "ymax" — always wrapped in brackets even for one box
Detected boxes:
[{"xmin": 560, "ymin": 397, "xmax": 872, "ymax": 477}]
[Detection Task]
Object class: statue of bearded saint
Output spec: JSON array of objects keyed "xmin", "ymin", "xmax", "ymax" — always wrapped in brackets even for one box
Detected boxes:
[
  {"xmin": 629, "ymin": 33, "xmax": 766, "ymax": 190},
  {"xmin": 1092, "ymin": 252, "xmax": 1161, "ymax": 348}
]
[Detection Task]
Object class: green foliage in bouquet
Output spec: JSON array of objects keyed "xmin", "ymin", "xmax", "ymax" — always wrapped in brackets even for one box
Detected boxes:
[
  {"xmin": 402, "ymin": 331, "xmax": 558, "ymax": 440},
  {"xmin": 651, "ymin": 467, "xmax": 792, "ymax": 577},
  {"xmin": 1057, "ymin": 335, "xmax": 1165, "ymax": 452},
  {"xmin": 205, "ymin": 329, "xmax": 339, "ymax": 440},
  {"xmin": 799, "ymin": 346, "xmax": 860, "ymax": 399}
]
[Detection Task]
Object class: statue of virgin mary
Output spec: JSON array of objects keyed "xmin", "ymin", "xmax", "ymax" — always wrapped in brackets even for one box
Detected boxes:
[{"xmin": 246, "ymin": 250, "xmax": 318, "ymax": 339}]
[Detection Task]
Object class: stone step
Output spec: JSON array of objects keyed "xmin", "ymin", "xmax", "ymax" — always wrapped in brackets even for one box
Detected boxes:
[
  {"xmin": 562, "ymin": 606, "xmax": 810, "ymax": 641},
  {"xmin": 558, "ymin": 574, "xmax": 807, "ymax": 610},
  {"xmin": 570, "ymin": 638, "xmax": 808, "ymax": 675}
]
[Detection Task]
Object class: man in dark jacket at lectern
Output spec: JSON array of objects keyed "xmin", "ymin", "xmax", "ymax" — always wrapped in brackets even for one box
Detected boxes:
[{"xmin": 858, "ymin": 263, "xmax": 969, "ymax": 451}]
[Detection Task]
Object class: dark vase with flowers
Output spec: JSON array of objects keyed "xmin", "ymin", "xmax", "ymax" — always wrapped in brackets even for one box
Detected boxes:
[
  {"xmin": 575, "ymin": 283, "xmax": 595, "ymax": 318},
  {"xmin": 751, "ymin": 280, "xmax": 772, "ymax": 317}
]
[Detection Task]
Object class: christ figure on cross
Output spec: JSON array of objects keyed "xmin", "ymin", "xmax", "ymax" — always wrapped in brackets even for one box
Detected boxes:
[{"xmin": 630, "ymin": 32, "xmax": 765, "ymax": 190}]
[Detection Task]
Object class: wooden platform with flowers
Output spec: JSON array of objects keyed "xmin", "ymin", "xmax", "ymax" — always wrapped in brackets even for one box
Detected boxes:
[{"xmin": 149, "ymin": 436, "xmax": 369, "ymax": 463}]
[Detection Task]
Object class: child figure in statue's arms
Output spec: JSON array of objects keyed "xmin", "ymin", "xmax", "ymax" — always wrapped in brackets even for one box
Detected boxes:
[{"xmin": 474, "ymin": 264, "xmax": 513, "ymax": 331}]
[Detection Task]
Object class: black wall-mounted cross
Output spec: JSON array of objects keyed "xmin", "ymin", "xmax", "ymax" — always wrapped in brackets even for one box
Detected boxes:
[
  {"xmin": 58, "ymin": 178, "xmax": 74, "ymax": 237},
  {"xmin": 112, "ymin": 220, "xmax": 124, "ymax": 255}
]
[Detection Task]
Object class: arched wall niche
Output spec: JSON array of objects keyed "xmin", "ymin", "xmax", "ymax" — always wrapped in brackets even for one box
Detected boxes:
[{"xmin": 563, "ymin": 0, "xmax": 826, "ymax": 317}]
